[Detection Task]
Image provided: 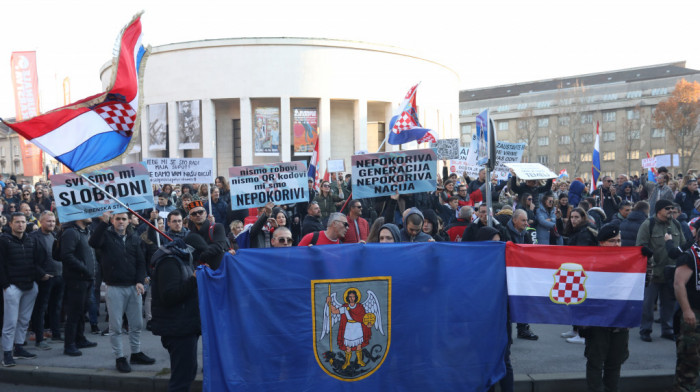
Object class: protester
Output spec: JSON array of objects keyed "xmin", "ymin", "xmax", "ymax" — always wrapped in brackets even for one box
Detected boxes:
[
  {"xmin": 462, "ymin": 204, "xmax": 491, "ymax": 242},
  {"xmin": 597, "ymin": 176, "xmax": 621, "ymax": 223},
  {"xmin": 366, "ymin": 217, "xmax": 385, "ymax": 244},
  {"xmin": 580, "ymin": 224, "xmax": 629, "ymax": 392},
  {"xmin": 270, "ymin": 226, "xmax": 293, "ymax": 248},
  {"xmin": 377, "ymin": 223, "xmax": 401, "ymax": 243},
  {"xmin": 636, "ymin": 199, "xmax": 686, "ymax": 342},
  {"xmin": 60, "ymin": 217, "xmax": 98, "ymax": 356},
  {"xmin": 535, "ymin": 193, "xmax": 562, "ymax": 245},
  {"xmin": 89, "ymin": 211, "xmax": 155, "ymax": 373},
  {"xmin": 185, "ymin": 200, "xmax": 230, "ymax": 270},
  {"xmin": 399, "ymin": 208, "xmax": 433, "ymax": 243},
  {"xmin": 301, "ymin": 201, "xmax": 324, "ymax": 237},
  {"xmin": 446, "ymin": 205, "xmax": 473, "ymax": 242},
  {"xmin": 508, "ymin": 172, "xmax": 553, "ymax": 208},
  {"xmin": 422, "ymin": 209, "xmax": 446, "ymax": 242},
  {"xmin": 620, "ymin": 201, "xmax": 649, "ymax": 246},
  {"xmin": 343, "ymin": 200, "xmax": 368, "ymax": 244},
  {"xmin": 298, "ymin": 212, "xmax": 348, "ymax": 246},
  {"xmin": 249, "ymin": 202, "xmax": 275, "ymax": 249},
  {"xmin": 29, "ymin": 211, "xmax": 64, "ymax": 351},
  {"xmin": 0, "ymin": 212, "xmax": 49, "ymax": 366},
  {"xmin": 313, "ymin": 180, "xmax": 344, "ymax": 224},
  {"xmin": 644, "ymin": 171, "xmax": 674, "ymax": 217},
  {"xmin": 675, "ymin": 177, "xmax": 699, "ymax": 218}
]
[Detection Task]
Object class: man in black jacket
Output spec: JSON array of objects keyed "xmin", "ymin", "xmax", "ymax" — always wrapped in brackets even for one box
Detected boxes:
[
  {"xmin": 89, "ymin": 211, "xmax": 154, "ymax": 373},
  {"xmin": 60, "ymin": 218, "xmax": 98, "ymax": 356},
  {"xmin": 0, "ymin": 212, "xmax": 49, "ymax": 367},
  {"xmin": 151, "ymin": 236, "xmax": 201, "ymax": 392},
  {"xmin": 29, "ymin": 211, "xmax": 64, "ymax": 351},
  {"xmin": 301, "ymin": 201, "xmax": 324, "ymax": 237},
  {"xmin": 185, "ymin": 201, "xmax": 229, "ymax": 270}
]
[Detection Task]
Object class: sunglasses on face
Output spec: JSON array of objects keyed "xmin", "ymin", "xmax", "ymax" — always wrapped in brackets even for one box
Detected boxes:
[
  {"xmin": 664, "ymin": 207, "xmax": 674, "ymax": 211},
  {"xmin": 190, "ymin": 209, "xmax": 206, "ymax": 216},
  {"xmin": 335, "ymin": 221, "xmax": 349, "ymax": 228},
  {"xmin": 114, "ymin": 217, "xmax": 128, "ymax": 221},
  {"xmin": 275, "ymin": 237, "xmax": 293, "ymax": 244}
]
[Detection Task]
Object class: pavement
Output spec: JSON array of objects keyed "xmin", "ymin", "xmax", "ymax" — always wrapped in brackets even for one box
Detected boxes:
[{"xmin": 0, "ymin": 313, "xmax": 690, "ymax": 392}]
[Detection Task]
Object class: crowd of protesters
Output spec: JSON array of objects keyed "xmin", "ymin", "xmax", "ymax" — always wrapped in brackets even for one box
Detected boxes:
[{"xmin": 0, "ymin": 164, "xmax": 699, "ymax": 391}]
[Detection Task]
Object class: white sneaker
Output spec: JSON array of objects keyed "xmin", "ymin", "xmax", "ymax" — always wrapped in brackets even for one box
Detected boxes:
[
  {"xmin": 561, "ymin": 330, "xmax": 577, "ymax": 338},
  {"xmin": 566, "ymin": 335, "xmax": 585, "ymax": 344}
]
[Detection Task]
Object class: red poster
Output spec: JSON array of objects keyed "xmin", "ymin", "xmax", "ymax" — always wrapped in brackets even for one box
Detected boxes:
[{"xmin": 10, "ymin": 51, "xmax": 44, "ymax": 176}]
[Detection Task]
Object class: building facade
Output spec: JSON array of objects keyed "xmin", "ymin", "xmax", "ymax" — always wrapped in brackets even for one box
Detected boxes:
[
  {"xmin": 101, "ymin": 37, "xmax": 460, "ymax": 177},
  {"xmin": 459, "ymin": 62, "xmax": 700, "ymax": 179}
]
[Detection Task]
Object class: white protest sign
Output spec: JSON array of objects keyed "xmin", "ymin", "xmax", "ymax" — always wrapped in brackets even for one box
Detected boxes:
[
  {"xmin": 228, "ymin": 161, "xmax": 308, "ymax": 209},
  {"xmin": 641, "ymin": 157, "xmax": 656, "ymax": 169},
  {"xmin": 146, "ymin": 158, "xmax": 214, "ymax": 184},
  {"xmin": 505, "ymin": 163, "xmax": 557, "ymax": 180},
  {"xmin": 450, "ymin": 146, "xmax": 470, "ymax": 174},
  {"xmin": 654, "ymin": 154, "xmax": 671, "ymax": 168},
  {"xmin": 327, "ymin": 159, "xmax": 346, "ymax": 173},
  {"xmin": 460, "ymin": 135, "xmax": 525, "ymax": 180}
]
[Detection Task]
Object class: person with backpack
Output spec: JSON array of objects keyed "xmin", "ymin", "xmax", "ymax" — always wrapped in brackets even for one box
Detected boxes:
[
  {"xmin": 185, "ymin": 200, "xmax": 230, "ymax": 270},
  {"xmin": 150, "ymin": 236, "xmax": 201, "ymax": 392},
  {"xmin": 298, "ymin": 212, "xmax": 348, "ymax": 246},
  {"xmin": 636, "ymin": 199, "xmax": 687, "ymax": 343}
]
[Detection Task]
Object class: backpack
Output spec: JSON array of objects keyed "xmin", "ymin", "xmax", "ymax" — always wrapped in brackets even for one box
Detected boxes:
[{"xmin": 309, "ymin": 231, "xmax": 342, "ymax": 245}]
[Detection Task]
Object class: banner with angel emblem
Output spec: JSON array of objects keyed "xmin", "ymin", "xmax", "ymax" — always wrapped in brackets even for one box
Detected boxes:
[
  {"xmin": 312, "ymin": 277, "xmax": 390, "ymax": 381},
  {"xmin": 196, "ymin": 242, "xmax": 507, "ymax": 392}
]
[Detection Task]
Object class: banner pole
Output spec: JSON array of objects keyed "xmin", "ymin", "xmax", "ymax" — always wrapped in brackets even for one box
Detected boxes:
[
  {"xmin": 328, "ymin": 284, "xmax": 333, "ymax": 361},
  {"xmin": 153, "ymin": 193, "xmax": 161, "ymax": 247},
  {"xmin": 80, "ymin": 174, "xmax": 173, "ymax": 241},
  {"xmin": 207, "ymin": 184, "xmax": 213, "ymax": 218}
]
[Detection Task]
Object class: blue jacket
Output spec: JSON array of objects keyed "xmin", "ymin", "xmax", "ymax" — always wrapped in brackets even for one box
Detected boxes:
[
  {"xmin": 205, "ymin": 198, "xmax": 230, "ymax": 228},
  {"xmin": 620, "ymin": 210, "xmax": 647, "ymax": 247},
  {"xmin": 535, "ymin": 206, "xmax": 561, "ymax": 245}
]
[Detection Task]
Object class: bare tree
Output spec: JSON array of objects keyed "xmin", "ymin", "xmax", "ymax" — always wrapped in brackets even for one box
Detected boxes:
[
  {"xmin": 653, "ymin": 79, "xmax": 700, "ymax": 174},
  {"xmin": 619, "ymin": 104, "xmax": 642, "ymax": 176},
  {"xmin": 554, "ymin": 80, "xmax": 591, "ymax": 178},
  {"xmin": 516, "ymin": 109, "xmax": 538, "ymax": 162}
]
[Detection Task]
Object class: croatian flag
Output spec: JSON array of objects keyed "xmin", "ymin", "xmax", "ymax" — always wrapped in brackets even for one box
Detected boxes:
[
  {"xmin": 506, "ymin": 243, "xmax": 646, "ymax": 328},
  {"xmin": 2, "ymin": 14, "xmax": 147, "ymax": 173},
  {"xmin": 387, "ymin": 84, "xmax": 437, "ymax": 145},
  {"xmin": 558, "ymin": 169, "xmax": 568, "ymax": 180},
  {"xmin": 307, "ymin": 137, "xmax": 319, "ymax": 191},
  {"xmin": 591, "ymin": 122, "xmax": 601, "ymax": 192}
]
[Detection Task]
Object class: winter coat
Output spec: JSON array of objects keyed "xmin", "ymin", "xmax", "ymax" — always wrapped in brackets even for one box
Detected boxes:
[
  {"xmin": 535, "ymin": 206, "xmax": 561, "ymax": 245},
  {"xmin": 675, "ymin": 187, "xmax": 700, "ymax": 218},
  {"xmin": 88, "ymin": 221, "xmax": 146, "ymax": 286},
  {"xmin": 60, "ymin": 224, "xmax": 97, "ymax": 281},
  {"xmin": 566, "ymin": 224, "xmax": 599, "ymax": 246},
  {"xmin": 620, "ymin": 210, "xmax": 647, "ymax": 247},
  {"xmin": 0, "ymin": 232, "xmax": 45, "ymax": 290}
]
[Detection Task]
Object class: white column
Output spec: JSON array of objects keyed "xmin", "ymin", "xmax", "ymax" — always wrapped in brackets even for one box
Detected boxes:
[
  {"xmin": 201, "ymin": 99, "xmax": 217, "ymax": 176},
  {"xmin": 139, "ymin": 114, "xmax": 148, "ymax": 159},
  {"xmin": 167, "ymin": 102, "xmax": 181, "ymax": 158},
  {"xmin": 280, "ymin": 96, "xmax": 291, "ymax": 162},
  {"xmin": 240, "ymin": 97, "xmax": 253, "ymax": 165},
  {"xmin": 354, "ymin": 99, "xmax": 368, "ymax": 153},
  {"xmin": 319, "ymin": 97, "xmax": 331, "ymax": 174}
]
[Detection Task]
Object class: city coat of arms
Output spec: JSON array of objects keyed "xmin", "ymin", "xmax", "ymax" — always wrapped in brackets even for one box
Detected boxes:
[{"xmin": 312, "ymin": 277, "xmax": 391, "ymax": 381}]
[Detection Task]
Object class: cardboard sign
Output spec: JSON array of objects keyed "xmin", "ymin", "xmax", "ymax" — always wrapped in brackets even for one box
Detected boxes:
[
  {"xmin": 352, "ymin": 148, "xmax": 437, "ymax": 198},
  {"xmin": 146, "ymin": 158, "xmax": 214, "ymax": 184},
  {"xmin": 450, "ymin": 146, "xmax": 470, "ymax": 174},
  {"xmin": 327, "ymin": 159, "xmax": 346, "ymax": 173},
  {"xmin": 504, "ymin": 163, "xmax": 557, "ymax": 180},
  {"xmin": 51, "ymin": 163, "xmax": 154, "ymax": 222},
  {"xmin": 228, "ymin": 162, "xmax": 308, "ymax": 209},
  {"xmin": 459, "ymin": 135, "xmax": 525, "ymax": 180},
  {"xmin": 431, "ymin": 138, "xmax": 460, "ymax": 160}
]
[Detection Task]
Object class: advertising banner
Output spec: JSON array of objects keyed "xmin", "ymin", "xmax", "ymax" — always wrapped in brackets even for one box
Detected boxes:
[
  {"xmin": 145, "ymin": 158, "xmax": 214, "ymax": 184},
  {"xmin": 254, "ymin": 107, "xmax": 280, "ymax": 156},
  {"xmin": 352, "ymin": 148, "xmax": 437, "ymax": 198},
  {"xmin": 10, "ymin": 51, "xmax": 43, "ymax": 176},
  {"xmin": 228, "ymin": 161, "xmax": 307, "ymax": 209},
  {"xmin": 178, "ymin": 100, "xmax": 201, "ymax": 150},
  {"xmin": 50, "ymin": 163, "xmax": 154, "ymax": 222},
  {"xmin": 148, "ymin": 103, "xmax": 167, "ymax": 151},
  {"xmin": 293, "ymin": 108, "xmax": 318, "ymax": 156}
]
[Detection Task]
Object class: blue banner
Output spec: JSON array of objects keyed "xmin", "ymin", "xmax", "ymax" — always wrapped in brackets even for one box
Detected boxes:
[
  {"xmin": 351, "ymin": 148, "xmax": 437, "ymax": 198},
  {"xmin": 197, "ymin": 242, "xmax": 507, "ymax": 392}
]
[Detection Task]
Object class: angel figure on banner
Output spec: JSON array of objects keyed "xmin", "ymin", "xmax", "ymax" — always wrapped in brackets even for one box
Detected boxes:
[{"xmin": 323, "ymin": 288, "xmax": 384, "ymax": 370}]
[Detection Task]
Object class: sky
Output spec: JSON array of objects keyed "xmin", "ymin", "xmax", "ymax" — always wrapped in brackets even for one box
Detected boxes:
[{"xmin": 2, "ymin": 0, "xmax": 699, "ymax": 118}]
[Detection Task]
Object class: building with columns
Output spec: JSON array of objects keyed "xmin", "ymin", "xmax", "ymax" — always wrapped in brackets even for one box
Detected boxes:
[{"xmin": 101, "ymin": 37, "xmax": 460, "ymax": 177}]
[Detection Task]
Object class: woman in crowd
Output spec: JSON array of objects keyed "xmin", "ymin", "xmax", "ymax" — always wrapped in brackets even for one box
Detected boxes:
[
  {"xmin": 32, "ymin": 188, "xmax": 52, "ymax": 212},
  {"xmin": 313, "ymin": 180, "xmax": 344, "ymax": 224},
  {"xmin": 618, "ymin": 181, "xmax": 639, "ymax": 203},
  {"xmin": 516, "ymin": 193, "xmax": 536, "ymax": 227},
  {"xmin": 536, "ymin": 193, "xmax": 562, "ymax": 245},
  {"xmin": 422, "ymin": 209, "xmax": 447, "ymax": 241},
  {"xmin": 556, "ymin": 194, "xmax": 572, "ymax": 236},
  {"xmin": 215, "ymin": 176, "xmax": 231, "ymax": 203},
  {"xmin": 377, "ymin": 222, "xmax": 401, "ymax": 243},
  {"xmin": 197, "ymin": 183, "xmax": 209, "ymax": 201}
]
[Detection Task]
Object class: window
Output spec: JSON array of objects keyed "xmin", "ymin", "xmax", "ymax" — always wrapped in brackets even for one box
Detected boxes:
[
  {"xmin": 518, "ymin": 120, "xmax": 528, "ymax": 130},
  {"xmin": 627, "ymin": 109, "xmax": 640, "ymax": 120},
  {"xmin": 559, "ymin": 98, "xmax": 573, "ymax": 106},
  {"xmin": 537, "ymin": 117, "xmax": 549, "ymax": 128},
  {"xmin": 559, "ymin": 135, "xmax": 570, "ymax": 145},
  {"xmin": 497, "ymin": 105, "xmax": 509, "ymax": 112},
  {"xmin": 13, "ymin": 146, "xmax": 19, "ymax": 156},
  {"xmin": 498, "ymin": 122, "xmax": 509, "ymax": 131},
  {"xmin": 0, "ymin": 147, "xmax": 4, "ymax": 157},
  {"xmin": 538, "ymin": 136, "xmax": 549, "ymax": 146},
  {"xmin": 652, "ymin": 149, "xmax": 665, "ymax": 156},
  {"xmin": 559, "ymin": 154, "xmax": 570, "ymax": 163},
  {"xmin": 602, "ymin": 111, "xmax": 616, "ymax": 122},
  {"xmin": 559, "ymin": 116, "xmax": 570, "ymax": 126},
  {"xmin": 603, "ymin": 152, "xmax": 615, "ymax": 161},
  {"xmin": 581, "ymin": 113, "xmax": 593, "ymax": 124},
  {"xmin": 627, "ymin": 130, "xmax": 640, "ymax": 140},
  {"xmin": 460, "ymin": 109, "xmax": 472, "ymax": 116},
  {"xmin": 627, "ymin": 150, "xmax": 640, "ymax": 160},
  {"xmin": 651, "ymin": 88, "xmax": 668, "ymax": 96},
  {"xmin": 626, "ymin": 90, "xmax": 642, "ymax": 99},
  {"xmin": 461, "ymin": 124, "xmax": 472, "ymax": 135},
  {"xmin": 603, "ymin": 131, "xmax": 616, "ymax": 142},
  {"xmin": 581, "ymin": 134, "xmax": 594, "ymax": 143},
  {"xmin": 516, "ymin": 103, "xmax": 528, "ymax": 110},
  {"xmin": 651, "ymin": 128, "xmax": 666, "ymax": 138},
  {"xmin": 538, "ymin": 155, "xmax": 549, "ymax": 165},
  {"xmin": 602, "ymin": 94, "xmax": 617, "ymax": 101},
  {"xmin": 586, "ymin": 96, "xmax": 598, "ymax": 104},
  {"xmin": 580, "ymin": 153, "xmax": 592, "ymax": 162},
  {"xmin": 536, "ymin": 101, "xmax": 552, "ymax": 108}
]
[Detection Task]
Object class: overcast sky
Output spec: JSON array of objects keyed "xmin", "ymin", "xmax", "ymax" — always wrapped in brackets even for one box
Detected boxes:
[{"xmin": 2, "ymin": 0, "xmax": 698, "ymax": 117}]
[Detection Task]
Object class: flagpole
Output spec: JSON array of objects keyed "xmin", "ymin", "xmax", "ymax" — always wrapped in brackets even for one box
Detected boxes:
[
  {"xmin": 153, "ymin": 193, "xmax": 161, "ymax": 247},
  {"xmin": 328, "ymin": 284, "xmax": 333, "ymax": 363},
  {"xmin": 80, "ymin": 174, "xmax": 173, "ymax": 241}
]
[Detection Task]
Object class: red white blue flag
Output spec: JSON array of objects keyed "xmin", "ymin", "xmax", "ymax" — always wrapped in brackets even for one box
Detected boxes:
[
  {"xmin": 506, "ymin": 242, "xmax": 645, "ymax": 328},
  {"xmin": 591, "ymin": 122, "xmax": 601, "ymax": 191},
  {"xmin": 2, "ymin": 14, "xmax": 148, "ymax": 173},
  {"xmin": 387, "ymin": 84, "xmax": 437, "ymax": 145},
  {"xmin": 308, "ymin": 137, "xmax": 320, "ymax": 191}
]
